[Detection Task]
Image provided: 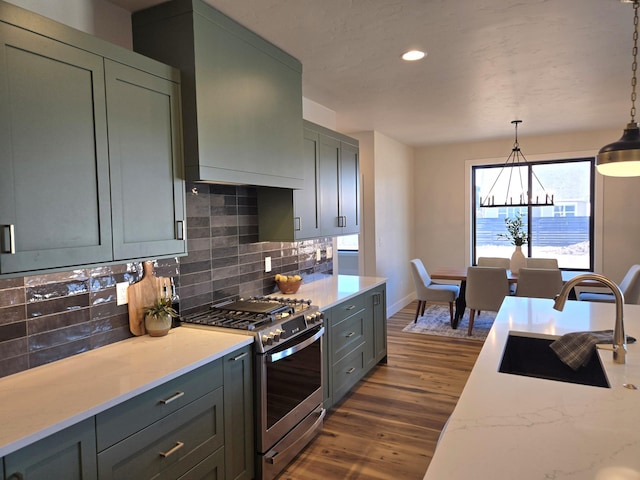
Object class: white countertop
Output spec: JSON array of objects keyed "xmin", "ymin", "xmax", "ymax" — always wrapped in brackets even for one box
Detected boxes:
[
  {"xmin": 424, "ymin": 296, "xmax": 640, "ymax": 479},
  {"xmin": 0, "ymin": 327, "xmax": 253, "ymax": 457},
  {"xmin": 292, "ymin": 274, "xmax": 387, "ymax": 310},
  {"xmin": 0, "ymin": 274, "xmax": 386, "ymax": 459}
]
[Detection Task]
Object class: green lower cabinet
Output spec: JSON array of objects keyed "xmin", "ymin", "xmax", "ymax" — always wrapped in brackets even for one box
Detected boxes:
[
  {"xmin": 222, "ymin": 345, "xmax": 254, "ymax": 480},
  {"xmin": 324, "ymin": 283, "xmax": 388, "ymax": 409},
  {"xmin": 97, "ymin": 388, "xmax": 224, "ymax": 480},
  {"xmin": 177, "ymin": 447, "xmax": 225, "ymax": 480},
  {"xmin": 4, "ymin": 417, "xmax": 97, "ymax": 480},
  {"xmin": 371, "ymin": 285, "xmax": 388, "ymax": 364},
  {"xmin": 365, "ymin": 284, "xmax": 388, "ymax": 370}
]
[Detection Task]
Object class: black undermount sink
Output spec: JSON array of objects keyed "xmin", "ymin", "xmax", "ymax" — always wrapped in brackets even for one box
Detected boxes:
[{"xmin": 499, "ymin": 333, "xmax": 611, "ymax": 388}]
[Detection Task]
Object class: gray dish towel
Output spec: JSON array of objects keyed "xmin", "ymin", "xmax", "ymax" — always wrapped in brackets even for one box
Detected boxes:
[{"xmin": 550, "ymin": 330, "xmax": 637, "ymax": 371}]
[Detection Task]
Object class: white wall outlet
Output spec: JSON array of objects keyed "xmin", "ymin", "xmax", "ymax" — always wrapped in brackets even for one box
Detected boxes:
[
  {"xmin": 265, "ymin": 256, "xmax": 272, "ymax": 272},
  {"xmin": 116, "ymin": 282, "xmax": 129, "ymax": 306},
  {"xmin": 316, "ymin": 249, "xmax": 322, "ymax": 261}
]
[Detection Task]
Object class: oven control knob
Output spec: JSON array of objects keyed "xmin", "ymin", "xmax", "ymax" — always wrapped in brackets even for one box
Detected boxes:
[
  {"xmin": 274, "ymin": 328, "xmax": 283, "ymax": 341},
  {"xmin": 262, "ymin": 334, "xmax": 272, "ymax": 346}
]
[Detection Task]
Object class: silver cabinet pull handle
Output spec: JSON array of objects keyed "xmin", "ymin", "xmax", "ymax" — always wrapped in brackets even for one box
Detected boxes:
[
  {"xmin": 9, "ymin": 224, "xmax": 15, "ymax": 254},
  {"xmin": 160, "ymin": 391, "xmax": 185, "ymax": 404},
  {"xmin": 294, "ymin": 216, "xmax": 301, "ymax": 231},
  {"xmin": 346, "ymin": 331, "xmax": 355, "ymax": 338},
  {"xmin": 176, "ymin": 220, "xmax": 184, "ymax": 240},
  {"xmin": 346, "ymin": 305, "xmax": 356, "ymax": 311},
  {"xmin": 230, "ymin": 351, "xmax": 248, "ymax": 361},
  {"xmin": 160, "ymin": 441, "xmax": 184, "ymax": 458},
  {"xmin": 346, "ymin": 367, "xmax": 356, "ymax": 374},
  {"xmin": 2, "ymin": 225, "xmax": 16, "ymax": 254}
]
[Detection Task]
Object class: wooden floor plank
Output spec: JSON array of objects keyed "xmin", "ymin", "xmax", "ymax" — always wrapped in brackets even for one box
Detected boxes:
[{"xmin": 278, "ymin": 301, "xmax": 483, "ymax": 480}]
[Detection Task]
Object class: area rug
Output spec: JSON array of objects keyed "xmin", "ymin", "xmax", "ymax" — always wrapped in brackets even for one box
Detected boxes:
[{"xmin": 402, "ymin": 304, "xmax": 496, "ymax": 341}]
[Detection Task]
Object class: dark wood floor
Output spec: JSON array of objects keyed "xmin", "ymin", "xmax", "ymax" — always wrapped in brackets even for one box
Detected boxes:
[{"xmin": 278, "ymin": 301, "xmax": 483, "ymax": 480}]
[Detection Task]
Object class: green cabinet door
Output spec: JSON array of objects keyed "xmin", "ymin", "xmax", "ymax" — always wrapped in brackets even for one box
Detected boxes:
[
  {"xmin": 339, "ymin": 141, "xmax": 360, "ymax": 235},
  {"xmin": 319, "ymin": 135, "xmax": 342, "ymax": 237},
  {"xmin": 132, "ymin": 0, "xmax": 303, "ymax": 189},
  {"xmin": 372, "ymin": 285, "xmax": 388, "ymax": 364},
  {"xmin": 0, "ymin": 22, "xmax": 112, "ymax": 274},
  {"xmin": 4, "ymin": 418, "xmax": 97, "ymax": 480},
  {"xmin": 366, "ymin": 285, "xmax": 387, "ymax": 368},
  {"xmin": 223, "ymin": 345, "xmax": 254, "ymax": 480},
  {"xmin": 105, "ymin": 59, "xmax": 186, "ymax": 260},
  {"xmin": 293, "ymin": 128, "xmax": 322, "ymax": 239}
]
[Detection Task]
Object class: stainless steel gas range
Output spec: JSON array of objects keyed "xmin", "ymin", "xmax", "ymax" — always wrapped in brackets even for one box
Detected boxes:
[{"xmin": 180, "ymin": 297, "xmax": 325, "ymax": 480}]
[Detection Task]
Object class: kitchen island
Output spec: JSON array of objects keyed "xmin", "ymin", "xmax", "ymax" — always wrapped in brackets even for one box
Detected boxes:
[{"xmin": 424, "ymin": 296, "xmax": 640, "ymax": 479}]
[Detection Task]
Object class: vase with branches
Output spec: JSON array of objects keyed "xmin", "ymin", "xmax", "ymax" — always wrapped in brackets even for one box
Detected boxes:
[{"xmin": 497, "ymin": 212, "xmax": 528, "ymax": 272}]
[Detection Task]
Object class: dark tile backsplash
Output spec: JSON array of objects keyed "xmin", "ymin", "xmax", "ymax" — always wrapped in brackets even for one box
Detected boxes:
[{"xmin": 0, "ymin": 183, "xmax": 333, "ymax": 378}]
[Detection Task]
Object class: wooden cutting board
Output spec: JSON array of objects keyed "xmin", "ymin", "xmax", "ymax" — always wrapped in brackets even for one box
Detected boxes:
[{"xmin": 127, "ymin": 261, "xmax": 171, "ymax": 335}]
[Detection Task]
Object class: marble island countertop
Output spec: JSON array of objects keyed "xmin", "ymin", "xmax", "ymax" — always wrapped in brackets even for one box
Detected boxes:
[
  {"xmin": 0, "ymin": 327, "xmax": 253, "ymax": 457},
  {"xmin": 424, "ymin": 296, "xmax": 640, "ymax": 479}
]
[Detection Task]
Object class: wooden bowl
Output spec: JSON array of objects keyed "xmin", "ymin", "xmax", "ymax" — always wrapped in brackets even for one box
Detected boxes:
[{"xmin": 276, "ymin": 279, "xmax": 302, "ymax": 294}]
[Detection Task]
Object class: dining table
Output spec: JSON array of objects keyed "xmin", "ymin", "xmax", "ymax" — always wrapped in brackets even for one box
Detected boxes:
[{"xmin": 430, "ymin": 267, "xmax": 597, "ymax": 329}]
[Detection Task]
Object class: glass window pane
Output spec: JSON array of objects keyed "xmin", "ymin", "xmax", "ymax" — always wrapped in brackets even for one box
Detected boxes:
[
  {"xmin": 472, "ymin": 159, "xmax": 593, "ymax": 270},
  {"xmin": 529, "ymin": 162, "xmax": 591, "ymax": 269}
]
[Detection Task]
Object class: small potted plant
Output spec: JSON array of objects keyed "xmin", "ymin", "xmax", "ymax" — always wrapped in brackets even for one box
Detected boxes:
[
  {"xmin": 143, "ymin": 297, "xmax": 178, "ymax": 337},
  {"xmin": 496, "ymin": 212, "xmax": 528, "ymax": 272}
]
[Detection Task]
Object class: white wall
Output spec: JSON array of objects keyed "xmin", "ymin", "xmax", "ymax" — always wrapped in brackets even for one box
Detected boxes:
[
  {"xmin": 351, "ymin": 131, "xmax": 415, "ymax": 315},
  {"xmin": 6, "ymin": 0, "xmax": 132, "ymax": 47},
  {"xmin": 414, "ymin": 128, "xmax": 640, "ymax": 284}
]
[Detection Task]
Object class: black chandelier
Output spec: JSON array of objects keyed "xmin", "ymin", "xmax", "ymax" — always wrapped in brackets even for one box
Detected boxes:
[{"xmin": 480, "ymin": 120, "xmax": 554, "ymax": 208}]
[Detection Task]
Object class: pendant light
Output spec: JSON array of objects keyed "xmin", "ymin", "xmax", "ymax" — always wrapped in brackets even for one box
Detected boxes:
[
  {"xmin": 596, "ymin": 0, "xmax": 640, "ymax": 177},
  {"xmin": 480, "ymin": 120, "xmax": 554, "ymax": 208}
]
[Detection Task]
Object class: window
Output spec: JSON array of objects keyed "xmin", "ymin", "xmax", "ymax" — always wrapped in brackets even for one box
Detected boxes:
[
  {"xmin": 337, "ymin": 234, "xmax": 359, "ymax": 251},
  {"xmin": 472, "ymin": 158, "xmax": 594, "ymax": 270}
]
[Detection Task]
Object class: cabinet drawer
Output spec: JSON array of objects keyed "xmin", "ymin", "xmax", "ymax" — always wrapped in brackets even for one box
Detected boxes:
[
  {"xmin": 332, "ymin": 345, "xmax": 365, "ymax": 404},
  {"xmin": 331, "ymin": 294, "xmax": 365, "ymax": 324},
  {"xmin": 96, "ymin": 360, "xmax": 222, "ymax": 451},
  {"xmin": 331, "ymin": 311, "xmax": 365, "ymax": 361},
  {"xmin": 98, "ymin": 387, "xmax": 224, "ymax": 480},
  {"xmin": 177, "ymin": 447, "xmax": 224, "ymax": 480}
]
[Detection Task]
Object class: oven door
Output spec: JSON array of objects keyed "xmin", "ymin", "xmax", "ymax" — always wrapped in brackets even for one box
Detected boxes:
[{"xmin": 256, "ymin": 324, "xmax": 324, "ymax": 453}]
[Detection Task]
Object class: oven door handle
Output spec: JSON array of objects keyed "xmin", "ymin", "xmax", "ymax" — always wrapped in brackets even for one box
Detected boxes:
[
  {"xmin": 267, "ymin": 326, "xmax": 324, "ymax": 363},
  {"xmin": 265, "ymin": 406, "xmax": 326, "ymax": 465}
]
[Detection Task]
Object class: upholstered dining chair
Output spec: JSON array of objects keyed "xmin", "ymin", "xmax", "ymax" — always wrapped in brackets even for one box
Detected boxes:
[
  {"xmin": 478, "ymin": 257, "xmax": 515, "ymax": 294},
  {"xmin": 525, "ymin": 258, "xmax": 559, "ymax": 269},
  {"xmin": 410, "ymin": 259, "xmax": 460, "ymax": 324},
  {"xmin": 478, "ymin": 257, "xmax": 510, "ymax": 269},
  {"xmin": 515, "ymin": 267, "xmax": 563, "ymax": 299},
  {"xmin": 465, "ymin": 266, "xmax": 510, "ymax": 336},
  {"xmin": 579, "ymin": 264, "xmax": 640, "ymax": 304}
]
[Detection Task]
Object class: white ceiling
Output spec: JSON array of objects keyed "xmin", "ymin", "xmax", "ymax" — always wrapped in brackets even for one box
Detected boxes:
[{"xmin": 108, "ymin": 0, "xmax": 635, "ymax": 147}]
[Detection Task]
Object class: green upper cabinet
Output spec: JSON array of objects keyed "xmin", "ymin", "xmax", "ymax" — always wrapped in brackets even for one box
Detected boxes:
[
  {"xmin": 0, "ymin": 21, "xmax": 113, "ymax": 274},
  {"xmin": 256, "ymin": 126, "xmax": 322, "ymax": 241},
  {"xmin": 256, "ymin": 121, "xmax": 360, "ymax": 241},
  {"xmin": 316, "ymin": 122, "xmax": 361, "ymax": 238},
  {"xmin": 105, "ymin": 60, "xmax": 186, "ymax": 261},
  {"xmin": 132, "ymin": 0, "xmax": 304, "ymax": 189},
  {"xmin": 338, "ymin": 141, "xmax": 361, "ymax": 236},
  {"xmin": 0, "ymin": 1, "xmax": 186, "ymax": 276}
]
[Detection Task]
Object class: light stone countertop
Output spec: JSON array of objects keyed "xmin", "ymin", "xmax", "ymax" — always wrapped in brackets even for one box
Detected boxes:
[
  {"xmin": 0, "ymin": 274, "xmax": 386, "ymax": 459},
  {"xmin": 423, "ymin": 296, "xmax": 640, "ymax": 479},
  {"xmin": 289, "ymin": 274, "xmax": 387, "ymax": 310},
  {"xmin": 0, "ymin": 327, "xmax": 253, "ymax": 457}
]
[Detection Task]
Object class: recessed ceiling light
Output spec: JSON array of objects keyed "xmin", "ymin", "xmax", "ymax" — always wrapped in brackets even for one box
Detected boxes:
[{"xmin": 402, "ymin": 50, "xmax": 426, "ymax": 61}]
